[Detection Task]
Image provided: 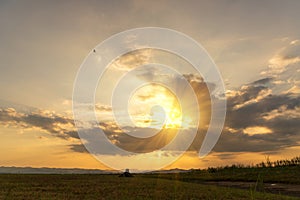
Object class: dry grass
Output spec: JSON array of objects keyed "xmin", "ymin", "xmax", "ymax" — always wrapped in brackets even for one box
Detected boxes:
[{"xmin": 0, "ymin": 174, "xmax": 297, "ymax": 200}]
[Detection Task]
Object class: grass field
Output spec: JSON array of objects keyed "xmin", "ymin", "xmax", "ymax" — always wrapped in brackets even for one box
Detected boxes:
[
  {"xmin": 147, "ymin": 165, "xmax": 300, "ymax": 184},
  {"xmin": 142, "ymin": 165, "xmax": 300, "ymax": 199},
  {"xmin": 0, "ymin": 174, "xmax": 298, "ymax": 200},
  {"xmin": 1, "ymin": 157, "xmax": 299, "ymax": 199}
]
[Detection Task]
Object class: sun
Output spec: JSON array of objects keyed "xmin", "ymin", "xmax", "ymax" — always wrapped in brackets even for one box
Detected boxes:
[
  {"xmin": 128, "ymin": 84, "xmax": 193, "ymax": 129},
  {"xmin": 150, "ymin": 104, "xmax": 191, "ymax": 129}
]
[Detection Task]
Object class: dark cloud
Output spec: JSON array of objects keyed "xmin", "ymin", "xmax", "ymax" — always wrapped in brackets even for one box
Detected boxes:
[
  {"xmin": 68, "ymin": 144, "xmax": 88, "ymax": 153},
  {"xmin": 252, "ymin": 77, "xmax": 273, "ymax": 86},
  {"xmin": 1, "ymin": 63, "xmax": 299, "ymax": 156},
  {"xmin": 93, "ymin": 44, "xmax": 300, "ymax": 155},
  {"xmin": 226, "ymin": 93, "xmax": 300, "ymax": 129},
  {"xmin": 215, "ymin": 153, "xmax": 237, "ymax": 160},
  {"xmin": 70, "ymin": 73, "xmax": 298, "ymax": 155},
  {"xmin": 213, "ymin": 130, "xmax": 293, "ymax": 153},
  {"xmin": 0, "ymin": 108, "xmax": 78, "ymax": 140},
  {"xmin": 207, "ymin": 42, "xmax": 300, "ymax": 154},
  {"xmin": 214, "ymin": 76, "xmax": 300, "ymax": 153}
]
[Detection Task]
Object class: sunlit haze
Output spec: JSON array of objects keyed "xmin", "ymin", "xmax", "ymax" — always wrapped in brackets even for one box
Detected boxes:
[{"xmin": 0, "ymin": 0, "xmax": 299, "ymax": 171}]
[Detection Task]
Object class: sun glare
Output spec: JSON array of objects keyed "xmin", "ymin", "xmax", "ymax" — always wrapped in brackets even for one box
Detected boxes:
[{"xmin": 128, "ymin": 84, "xmax": 193, "ymax": 129}]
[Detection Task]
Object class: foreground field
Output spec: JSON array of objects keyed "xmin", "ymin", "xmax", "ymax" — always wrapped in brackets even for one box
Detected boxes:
[
  {"xmin": 0, "ymin": 174, "xmax": 298, "ymax": 200},
  {"xmin": 143, "ymin": 165, "xmax": 300, "ymax": 198}
]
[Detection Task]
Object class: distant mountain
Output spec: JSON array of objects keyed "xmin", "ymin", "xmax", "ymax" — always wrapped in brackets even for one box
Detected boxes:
[
  {"xmin": 0, "ymin": 166, "xmax": 194, "ymax": 174},
  {"xmin": 0, "ymin": 167, "xmax": 119, "ymax": 174},
  {"xmin": 148, "ymin": 168, "xmax": 192, "ymax": 174}
]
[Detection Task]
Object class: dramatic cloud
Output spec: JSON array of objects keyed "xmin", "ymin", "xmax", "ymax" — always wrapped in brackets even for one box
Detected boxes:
[
  {"xmin": 1, "ymin": 42, "xmax": 299, "ymax": 159},
  {"xmin": 261, "ymin": 41, "xmax": 300, "ymax": 95},
  {"xmin": 182, "ymin": 57, "xmax": 299, "ymax": 154},
  {"xmin": 214, "ymin": 42, "xmax": 300, "ymax": 153},
  {"xmin": 1, "ymin": 70, "xmax": 299, "ymax": 157},
  {"xmin": 0, "ymin": 107, "xmax": 78, "ymax": 140}
]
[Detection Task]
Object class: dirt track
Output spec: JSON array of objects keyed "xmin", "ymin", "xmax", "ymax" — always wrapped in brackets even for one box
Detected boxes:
[{"xmin": 203, "ymin": 181, "xmax": 300, "ymax": 198}]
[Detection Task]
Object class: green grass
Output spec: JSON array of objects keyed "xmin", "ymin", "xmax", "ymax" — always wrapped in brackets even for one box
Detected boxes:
[
  {"xmin": 0, "ymin": 174, "xmax": 298, "ymax": 200},
  {"xmin": 146, "ymin": 166, "xmax": 300, "ymax": 184}
]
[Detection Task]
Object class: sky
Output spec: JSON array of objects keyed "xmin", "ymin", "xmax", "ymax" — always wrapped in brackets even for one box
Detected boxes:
[{"xmin": 0, "ymin": 0, "xmax": 299, "ymax": 170}]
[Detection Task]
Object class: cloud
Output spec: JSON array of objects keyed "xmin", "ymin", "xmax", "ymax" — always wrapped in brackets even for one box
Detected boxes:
[
  {"xmin": 261, "ymin": 41, "xmax": 300, "ymax": 77},
  {"xmin": 0, "ymin": 107, "xmax": 78, "ymax": 140},
  {"xmin": 215, "ymin": 74, "xmax": 300, "ymax": 153},
  {"xmin": 2, "ymin": 40, "xmax": 299, "ymax": 157},
  {"xmin": 251, "ymin": 77, "xmax": 273, "ymax": 86},
  {"xmin": 0, "ymin": 103, "xmax": 193, "ymax": 155},
  {"xmin": 73, "ymin": 63, "xmax": 300, "ymax": 156},
  {"xmin": 110, "ymin": 49, "xmax": 152, "ymax": 71},
  {"xmin": 95, "ymin": 104, "xmax": 112, "ymax": 112},
  {"xmin": 226, "ymin": 77, "xmax": 300, "ymax": 128},
  {"xmin": 213, "ymin": 42, "xmax": 300, "ymax": 154},
  {"xmin": 136, "ymin": 93, "xmax": 157, "ymax": 101},
  {"xmin": 68, "ymin": 144, "xmax": 88, "ymax": 153},
  {"xmin": 243, "ymin": 126, "xmax": 272, "ymax": 136},
  {"xmin": 262, "ymin": 105, "xmax": 300, "ymax": 120},
  {"xmin": 2, "ymin": 68, "xmax": 299, "ymax": 157}
]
